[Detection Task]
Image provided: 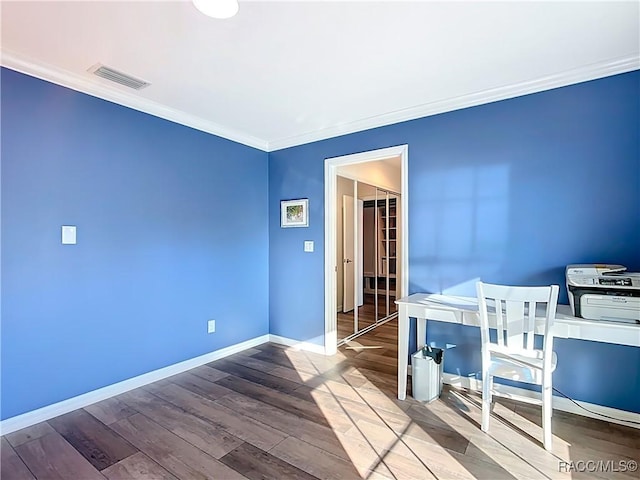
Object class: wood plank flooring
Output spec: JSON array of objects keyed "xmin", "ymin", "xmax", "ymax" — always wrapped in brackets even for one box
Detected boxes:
[
  {"xmin": 338, "ymin": 293, "xmax": 397, "ymax": 340},
  {"xmin": 2, "ymin": 318, "xmax": 639, "ymax": 479}
]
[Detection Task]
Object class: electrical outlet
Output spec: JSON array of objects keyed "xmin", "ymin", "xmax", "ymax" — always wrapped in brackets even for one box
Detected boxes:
[{"xmin": 207, "ymin": 319, "xmax": 216, "ymax": 333}]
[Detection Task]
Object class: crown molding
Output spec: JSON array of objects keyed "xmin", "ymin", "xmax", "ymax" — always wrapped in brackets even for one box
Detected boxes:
[
  {"xmin": 3, "ymin": 50, "xmax": 637, "ymax": 153},
  {"xmin": 1, "ymin": 50, "xmax": 270, "ymax": 152},
  {"xmin": 267, "ymin": 54, "xmax": 640, "ymax": 151}
]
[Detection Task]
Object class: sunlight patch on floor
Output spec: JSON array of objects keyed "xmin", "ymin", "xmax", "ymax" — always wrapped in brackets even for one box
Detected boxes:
[
  {"xmin": 284, "ymin": 349, "xmax": 474, "ymax": 479},
  {"xmin": 345, "ymin": 340, "xmax": 384, "ymax": 352},
  {"xmin": 279, "ymin": 346, "xmax": 604, "ymax": 480}
]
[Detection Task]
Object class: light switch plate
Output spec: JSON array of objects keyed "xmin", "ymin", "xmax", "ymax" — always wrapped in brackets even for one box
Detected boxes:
[
  {"xmin": 207, "ymin": 319, "xmax": 216, "ymax": 333},
  {"xmin": 62, "ymin": 225, "xmax": 77, "ymax": 245},
  {"xmin": 304, "ymin": 241, "xmax": 314, "ymax": 252}
]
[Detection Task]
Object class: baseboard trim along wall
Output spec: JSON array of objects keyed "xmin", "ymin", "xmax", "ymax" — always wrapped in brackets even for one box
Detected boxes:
[
  {"xmin": 0, "ymin": 334, "xmax": 270, "ymax": 435},
  {"xmin": 441, "ymin": 373, "xmax": 640, "ymax": 430},
  {"xmin": 1, "ymin": 333, "xmax": 326, "ymax": 435},
  {"xmin": 5, "ymin": 335, "xmax": 634, "ymax": 435}
]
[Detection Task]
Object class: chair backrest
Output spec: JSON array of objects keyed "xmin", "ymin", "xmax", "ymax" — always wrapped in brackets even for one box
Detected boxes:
[{"xmin": 476, "ymin": 282, "xmax": 559, "ymax": 363}]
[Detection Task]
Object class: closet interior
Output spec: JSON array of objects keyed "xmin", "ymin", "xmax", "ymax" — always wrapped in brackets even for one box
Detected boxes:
[{"xmin": 337, "ymin": 178, "xmax": 400, "ymax": 344}]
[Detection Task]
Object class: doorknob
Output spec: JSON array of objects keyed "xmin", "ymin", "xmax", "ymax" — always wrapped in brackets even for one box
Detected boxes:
[{"xmin": 344, "ymin": 258, "xmax": 353, "ymax": 264}]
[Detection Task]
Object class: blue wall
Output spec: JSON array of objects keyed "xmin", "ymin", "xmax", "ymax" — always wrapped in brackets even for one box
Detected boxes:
[
  {"xmin": 269, "ymin": 71, "xmax": 640, "ymax": 412},
  {"xmin": 2, "ymin": 67, "xmax": 638, "ymax": 420},
  {"xmin": 1, "ymin": 69, "xmax": 270, "ymax": 420}
]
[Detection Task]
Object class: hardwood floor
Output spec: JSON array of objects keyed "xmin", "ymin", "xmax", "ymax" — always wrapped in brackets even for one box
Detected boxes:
[
  {"xmin": 338, "ymin": 293, "xmax": 398, "ymax": 340},
  {"xmin": 2, "ymin": 320, "xmax": 639, "ymax": 479}
]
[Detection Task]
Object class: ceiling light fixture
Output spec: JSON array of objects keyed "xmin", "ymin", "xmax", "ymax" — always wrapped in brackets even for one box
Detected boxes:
[{"xmin": 192, "ymin": 0, "xmax": 239, "ymax": 19}]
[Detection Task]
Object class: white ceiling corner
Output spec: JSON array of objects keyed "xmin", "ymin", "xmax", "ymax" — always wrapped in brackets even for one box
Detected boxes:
[{"xmin": 1, "ymin": 1, "xmax": 638, "ymax": 152}]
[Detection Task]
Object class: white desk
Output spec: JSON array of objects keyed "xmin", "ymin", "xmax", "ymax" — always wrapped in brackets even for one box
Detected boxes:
[{"xmin": 395, "ymin": 293, "xmax": 640, "ymax": 400}]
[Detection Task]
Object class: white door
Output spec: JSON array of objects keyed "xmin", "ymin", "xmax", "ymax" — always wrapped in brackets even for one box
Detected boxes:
[
  {"xmin": 343, "ymin": 195, "xmax": 355, "ymax": 313},
  {"xmin": 343, "ymin": 195, "xmax": 364, "ymax": 314}
]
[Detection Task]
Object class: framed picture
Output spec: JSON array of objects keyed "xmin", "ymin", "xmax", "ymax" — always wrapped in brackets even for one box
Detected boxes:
[{"xmin": 281, "ymin": 199, "xmax": 309, "ymax": 228}]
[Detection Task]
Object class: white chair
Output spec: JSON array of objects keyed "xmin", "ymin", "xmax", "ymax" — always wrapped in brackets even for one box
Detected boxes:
[{"xmin": 476, "ymin": 281, "xmax": 559, "ymax": 450}]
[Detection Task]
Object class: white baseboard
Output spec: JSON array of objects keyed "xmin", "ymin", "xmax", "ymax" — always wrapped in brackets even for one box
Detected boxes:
[
  {"xmin": 442, "ymin": 373, "xmax": 640, "ymax": 430},
  {"xmin": 268, "ymin": 334, "xmax": 326, "ymax": 355},
  {"xmin": 6, "ymin": 334, "xmax": 634, "ymax": 436},
  {"xmin": 0, "ymin": 334, "xmax": 270, "ymax": 435}
]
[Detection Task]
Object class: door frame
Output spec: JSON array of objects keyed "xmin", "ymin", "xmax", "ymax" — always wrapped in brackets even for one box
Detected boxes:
[{"xmin": 324, "ymin": 145, "xmax": 409, "ymax": 355}]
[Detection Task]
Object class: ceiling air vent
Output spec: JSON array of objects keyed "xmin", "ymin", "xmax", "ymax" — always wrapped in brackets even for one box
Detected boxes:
[{"xmin": 88, "ymin": 63, "xmax": 151, "ymax": 90}]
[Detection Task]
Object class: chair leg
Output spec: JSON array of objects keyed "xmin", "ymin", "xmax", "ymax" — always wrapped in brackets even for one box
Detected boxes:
[
  {"xmin": 482, "ymin": 372, "xmax": 492, "ymax": 433},
  {"xmin": 542, "ymin": 382, "xmax": 553, "ymax": 450}
]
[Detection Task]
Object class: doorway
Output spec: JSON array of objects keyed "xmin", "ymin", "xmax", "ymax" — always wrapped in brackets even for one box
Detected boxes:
[
  {"xmin": 324, "ymin": 145, "xmax": 409, "ymax": 355},
  {"xmin": 337, "ymin": 180, "xmax": 399, "ymax": 344}
]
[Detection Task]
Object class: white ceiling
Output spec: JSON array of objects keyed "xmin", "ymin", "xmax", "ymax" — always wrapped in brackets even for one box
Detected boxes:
[
  {"xmin": 2, "ymin": 1, "xmax": 639, "ymax": 151},
  {"xmin": 338, "ymin": 156, "xmax": 401, "ymax": 194}
]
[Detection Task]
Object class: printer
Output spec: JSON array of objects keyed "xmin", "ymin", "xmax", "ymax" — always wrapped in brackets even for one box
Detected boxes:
[{"xmin": 566, "ymin": 264, "xmax": 640, "ymax": 324}]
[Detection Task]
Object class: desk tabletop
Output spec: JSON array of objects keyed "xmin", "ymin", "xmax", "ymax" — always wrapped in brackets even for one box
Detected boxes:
[
  {"xmin": 396, "ymin": 293, "xmax": 478, "ymax": 310},
  {"xmin": 395, "ymin": 293, "xmax": 640, "ymax": 347}
]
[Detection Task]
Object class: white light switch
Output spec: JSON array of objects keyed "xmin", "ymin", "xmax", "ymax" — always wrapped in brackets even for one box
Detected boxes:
[
  {"xmin": 62, "ymin": 225, "xmax": 77, "ymax": 245},
  {"xmin": 304, "ymin": 241, "xmax": 314, "ymax": 252}
]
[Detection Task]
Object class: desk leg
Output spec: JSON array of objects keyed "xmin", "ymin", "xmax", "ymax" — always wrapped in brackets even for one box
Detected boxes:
[
  {"xmin": 417, "ymin": 317, "xmax": 426, "ymax": 351},
  {"xmin": 397, "ymin": 304, "xmax": 409, "ymax": 400}
]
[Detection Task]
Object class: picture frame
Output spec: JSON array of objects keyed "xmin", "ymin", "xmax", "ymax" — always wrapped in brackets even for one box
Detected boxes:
[{"xmin": 281, "ymin": 198, "xmax": 309, "ymax": 228}]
